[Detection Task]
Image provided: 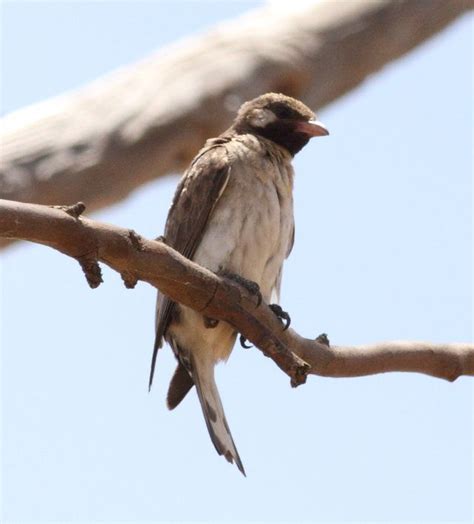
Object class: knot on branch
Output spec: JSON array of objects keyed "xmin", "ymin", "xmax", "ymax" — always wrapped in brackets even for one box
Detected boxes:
[
  {"xmin": 316, "ymin": 333, "xmax": 330, "ymax": 346},
  {"xmin": 204, "ymin": 316, "xmax": 219, "ymax": 328},
  {"xmin": 65, "ymin": 202, "xmax": 86, "ymax": 218},
  {"xmin": 290, "ymin": 357, "xmax": 311, "ymax": 388},
  {"xmin": 52, "ymin": 202, "xmax": 86, "ymax": 218},
  {"xmin": 78, "ymin": 255, "xmax": 103, "ymax": 288},
  {"xmin": 129, "ymin": 230, "xmax": 144, "ymax": 251},
  {"xmin": 263, "ymin": 338, "xmax": 310, "ymax": 388},
  {"xmin": 121, "ymin": 271, "xmax": 138, "ymax": 289}
]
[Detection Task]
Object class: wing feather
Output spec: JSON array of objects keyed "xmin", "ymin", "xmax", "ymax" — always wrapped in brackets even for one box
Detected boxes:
[{"xmin": 148, "ymin": 143, "xmax": 231, "ymax": 389}]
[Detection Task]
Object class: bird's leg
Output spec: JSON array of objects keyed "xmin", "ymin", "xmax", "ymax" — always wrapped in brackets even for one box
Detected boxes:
[
  {"xmin": 269, "ymin": 304, "xmax": 291, "ymax": 330},
  {"xmin": 218, "ymin": 269, "xmax": 262, "ymax": 306}
]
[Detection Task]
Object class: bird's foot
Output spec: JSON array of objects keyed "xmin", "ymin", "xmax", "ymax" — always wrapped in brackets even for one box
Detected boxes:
[
  {"xmin": 269, "ymin": 304, "xmax": 291, "ymax": 330},
  {"xmin": 219, "ymin": 269, "xmax": 262, "ymax": 306},
  {"xmin": 239, "ymin": 334, "xmax": 252, "ymax": 349}
]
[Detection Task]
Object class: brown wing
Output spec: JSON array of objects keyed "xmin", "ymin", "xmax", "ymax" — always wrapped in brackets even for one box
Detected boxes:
[
  {"xmin": 148, "ymin": 142, "xmax": 231, "ymax": 389},
  {"xmin": 272, "ymin": 222, "xmax": 294, "ymax": 302}
]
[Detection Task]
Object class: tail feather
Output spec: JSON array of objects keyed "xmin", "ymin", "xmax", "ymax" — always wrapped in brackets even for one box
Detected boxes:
[
  {"xmin": 191, "ymin": 355, "xmax": 246, "ymax": 476},
  {"xmin": 167, "ymin": 362, "xmax": 194, "ymax": 410}
]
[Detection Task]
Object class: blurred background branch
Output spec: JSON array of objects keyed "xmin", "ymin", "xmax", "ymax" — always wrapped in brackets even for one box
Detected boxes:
[{"xmin": 0, "ymin": 0, "xmax": 471, "ymax": 229}]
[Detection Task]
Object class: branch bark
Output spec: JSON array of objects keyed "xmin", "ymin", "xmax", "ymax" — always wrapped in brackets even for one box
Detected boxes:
[
  {"xmin": 1, "ymin": 199, "xmax": 472, "ymax": 385},
  {"xmin": 1, "ymin": 0, "xmax": 471, "ymax": 217}
]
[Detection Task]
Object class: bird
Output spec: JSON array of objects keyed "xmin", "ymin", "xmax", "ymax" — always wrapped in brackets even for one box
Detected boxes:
[{"xmin": 149, "ymin": 92, "xmax": 328, "ymax": 475}]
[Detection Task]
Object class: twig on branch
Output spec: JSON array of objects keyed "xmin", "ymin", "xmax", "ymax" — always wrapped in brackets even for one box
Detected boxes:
[
  {"xmin": 1, "ymin": 198, "xmax": 472, "ymax": 384},
  {"xmin": 1, "ymin": 0, "xmax": 471, "ymax": 220}
]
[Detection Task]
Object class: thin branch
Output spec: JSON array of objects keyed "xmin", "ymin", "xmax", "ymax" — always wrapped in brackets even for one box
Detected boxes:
[
  {"xmin": 1, "ymin": 199, "xmax": 472, "ymax": 384},
  {"xmin": 1, "ymin": 0, "xmax": 471, "ymax": 219}
]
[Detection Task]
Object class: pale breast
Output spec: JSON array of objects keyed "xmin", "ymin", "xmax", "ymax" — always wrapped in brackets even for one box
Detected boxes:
[{"xmin": 193, "ymin": 135, "xmax": 294, "ymax": 301}]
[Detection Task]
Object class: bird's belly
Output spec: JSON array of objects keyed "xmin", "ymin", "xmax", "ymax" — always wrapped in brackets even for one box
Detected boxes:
[
  {"xmin": 193, "ymin": 177, "xmax": 291, "ymax": 301},
  {"xmin": 169, "ymin": 306, "xmax": 237, "ymax": 364}
]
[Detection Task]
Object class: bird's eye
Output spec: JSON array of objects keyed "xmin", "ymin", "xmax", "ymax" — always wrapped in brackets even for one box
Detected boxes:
[{"xmin": 274, "ymin": 105, "xmax": 294, "ymax": 119}]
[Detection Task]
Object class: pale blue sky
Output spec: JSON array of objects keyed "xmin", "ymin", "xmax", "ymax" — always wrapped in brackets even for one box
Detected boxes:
[{"xmin": 1, "ymin": 2, "xmax": 472, "ymax": 523}]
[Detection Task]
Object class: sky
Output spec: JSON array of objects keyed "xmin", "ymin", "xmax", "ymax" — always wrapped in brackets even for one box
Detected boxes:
[{"xmin": 0, "ymin": 1, "xmax": 472, "ymax": 523}]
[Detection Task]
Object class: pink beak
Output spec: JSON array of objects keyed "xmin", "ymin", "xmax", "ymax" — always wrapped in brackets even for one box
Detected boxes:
[{"xmin": 295, "ymin": 119, "xmax": 329, "ymax": 137}]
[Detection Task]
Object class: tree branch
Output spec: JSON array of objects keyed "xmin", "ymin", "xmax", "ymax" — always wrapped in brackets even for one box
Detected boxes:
[
  {"xmin": 1, "ymin": 0, "xmax": 471, "ymax": 218},
  {"xmin": 1, "ymin": 199, "xmax": 472, "ymax": 384}
]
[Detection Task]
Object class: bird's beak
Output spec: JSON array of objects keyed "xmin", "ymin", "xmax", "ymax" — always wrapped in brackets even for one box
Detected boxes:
[{"xmin": 295, "ymin": 119, "xmax": 329, "ymax": 137}]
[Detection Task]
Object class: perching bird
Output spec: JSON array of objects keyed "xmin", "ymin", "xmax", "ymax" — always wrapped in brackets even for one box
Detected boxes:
[{"xmin": 149, "ymin": 93, "xmax": 328, "ymax": 475}]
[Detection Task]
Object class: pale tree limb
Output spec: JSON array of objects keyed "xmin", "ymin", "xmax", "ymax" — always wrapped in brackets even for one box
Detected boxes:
[
  {"xmin": 1, "ymin": 0, "xmax": 472, "ymax": 220},
  {"xmin": 1, "ymin": 199, "xmax": 472, "ymax": 385}
]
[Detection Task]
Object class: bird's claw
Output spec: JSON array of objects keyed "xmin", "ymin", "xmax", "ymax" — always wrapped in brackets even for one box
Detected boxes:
[
  {"xmin": 220, "ymin": 270, "xmax": 262, "ymax": 306},
  {"xmin": 269, "ymin": 304, "xmax": 291, "ymax": 330},
  {"xmin": 245, "ymin": 282, "xmax": 262, "ymax": 306},
  {"xmin": 239, "ymin": 334, "xmax": 252, "ymax": 349}
]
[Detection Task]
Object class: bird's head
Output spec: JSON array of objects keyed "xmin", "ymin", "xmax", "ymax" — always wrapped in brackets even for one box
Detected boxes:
[{"xmin": 233, "ymin": 93, "xmax": 328, "ymax": 156}]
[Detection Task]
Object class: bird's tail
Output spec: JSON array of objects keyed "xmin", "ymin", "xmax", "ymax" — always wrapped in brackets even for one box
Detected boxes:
[{"xmin": 190, "ymin": 354, "xmax": 245, "ymax": 476}]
